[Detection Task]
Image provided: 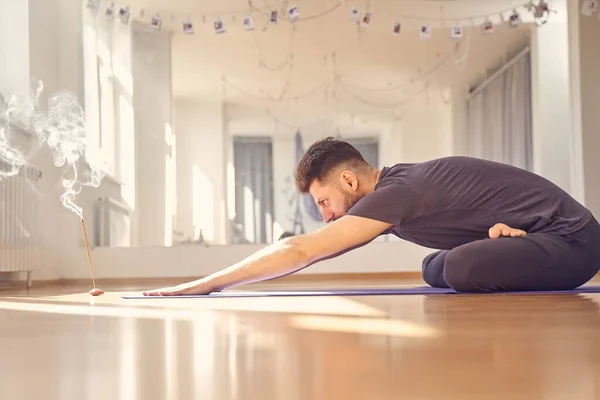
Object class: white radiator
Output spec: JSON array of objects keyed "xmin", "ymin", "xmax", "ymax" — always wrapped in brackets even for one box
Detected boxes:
[
  {"xmin": 95, "ymin": 196, "xmax": 131, "ymax": 247},
  {"xmin": 0, "ymin": 163, "xmax": 42, "ymax": 286}
]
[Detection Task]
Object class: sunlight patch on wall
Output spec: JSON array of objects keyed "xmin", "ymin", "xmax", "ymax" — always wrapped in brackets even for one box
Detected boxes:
[{"xmin": 193, "ymin": 164, "xmax": 214, "ymax": 241}]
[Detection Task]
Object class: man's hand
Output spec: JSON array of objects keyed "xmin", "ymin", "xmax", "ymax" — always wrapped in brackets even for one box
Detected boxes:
[
  {"xmin": 488, "ymin": 223, "xmax": 526, "ymax": 239},
  {"xmin": 142, "ymin": 215, "xmax": 393, "ymax": 296},
  {"xmin": 142, "ymin": 279, "xmax": 214, "ymax": 296}
]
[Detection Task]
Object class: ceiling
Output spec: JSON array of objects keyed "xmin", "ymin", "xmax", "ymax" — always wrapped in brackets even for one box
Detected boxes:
[{"xmin": 131, "ymin": 0, "xmax": 537, "ymax": 115}]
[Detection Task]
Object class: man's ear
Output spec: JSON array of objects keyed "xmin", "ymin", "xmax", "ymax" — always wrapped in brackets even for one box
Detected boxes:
[{"xmin": 340, "ymin": 170, "xmax": 358, "ymax": 191}]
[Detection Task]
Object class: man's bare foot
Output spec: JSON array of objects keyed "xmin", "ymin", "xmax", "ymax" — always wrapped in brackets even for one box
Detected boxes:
[{"xmin": 489, "ymin": 223, "xmax": 526, "ymax": 239}]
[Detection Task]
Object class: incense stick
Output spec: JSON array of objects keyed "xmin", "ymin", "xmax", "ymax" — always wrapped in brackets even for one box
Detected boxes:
[{"xmin": 81, "ymin": 218, "xmax": 97, "ymax": 289}]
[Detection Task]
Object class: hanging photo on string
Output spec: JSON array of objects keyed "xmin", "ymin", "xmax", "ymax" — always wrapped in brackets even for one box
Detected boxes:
[
  {"xmin": 150, "ymin": 14, "xmax": 162, "ymax": 30},
  {"xmin": 361, "ymin": 12, "xmax": 371, "ymax": 27},
  {"xmin": 509, "ymin": 10, "xmax": 522, "ymax": 27},
  {"xmin": 349, "ymin": 6, "xmax": 359, "ymax": 20},
  {"xmin": 183, "ymin": 20, "xmax": 194, "ymax": 34},
  {"xmin": 243, "ymin": 15, "xmax": 254, "ymax": 31},
  {"xmin": 420, "ymin": 24, "xmax": 432, "ymax": 40},
  {"xmin": 581, "ymin": 0, "xmax": 598, "ymax": 16},
  {"xmin": 105, "ymin": 2, "xmax": 114, "ymax": 20},
  {"xmin": 482, "ymin": 19, "xmax": 494, "ymax": 35},
  {"xmin": 118, "ymin": 7, "xmax": 130, "ymax": 23},
  {"xmin": 288, "ymin": 5, "xmax": 300, "ymax": 21},
  {"xmin": 451, "ymin": 24, "xmax": 463, "ymax": 39},
  {"xmin": 526, "ymin": 1, "xmax": 555, "ymax": 25},
  {"xmin": 270, "ymin": 10, "xmax": 279, "ymax": 24},
  {"xmin": 392, "ymin": 20, "xmax": 401, "ymax": 35},
  {"xmin": 86, "ymin": 0, "xmax": 99, "ymax": 14},
  {"xmin": 214, "ymin": 18, "xmax": 225, "ymax": 34}
]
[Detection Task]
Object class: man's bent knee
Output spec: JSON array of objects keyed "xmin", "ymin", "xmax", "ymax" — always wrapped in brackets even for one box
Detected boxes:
[
  {"xmin": 421, "ymin": 250, "xmax": 450, "ymax": 288},
  {"xmin": 443, "ymin": 248, "xmax": 488, "ymax": 292}
]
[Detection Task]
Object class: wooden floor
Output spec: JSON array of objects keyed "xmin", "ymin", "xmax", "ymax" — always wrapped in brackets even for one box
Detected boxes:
[{"xmin": 2, "ymin": 276, "xmax": 600, "ymax": 400}]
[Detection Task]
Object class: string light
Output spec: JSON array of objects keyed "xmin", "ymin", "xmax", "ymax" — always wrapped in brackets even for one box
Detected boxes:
[
  {"xmin": 222, "ymin": 76, "xmax": 331, "ymax": 103},
  {"xmin": 253, "ymin": 22, "xmax": 295, "ymax": 72},
  {"xmin": 339, "ymin": 81, "xmax": 430, "ymax": 110}
]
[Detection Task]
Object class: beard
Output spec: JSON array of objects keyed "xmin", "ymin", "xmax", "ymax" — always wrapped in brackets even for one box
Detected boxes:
[{"xmin": 341, "ymin": 191, "xmax": 362, "ymax": 215}]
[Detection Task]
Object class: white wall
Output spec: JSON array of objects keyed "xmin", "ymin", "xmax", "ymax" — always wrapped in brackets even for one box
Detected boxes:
[
  {"xmin": 530, "ymin": 0, "xmax": 574, "ymax": 195},
  {"xmin": 573, "ymin": 0, "xmax": 600, "ymax": 218},
  {"xmin": 0, "ymin": 0, "xmax": 30, "ymax": 98},
  {"xmin": 131, "ymin": 20, "xmax": 173, "ymax": 247},
  {"xmin": 526, "ymin": 0, "xmax": 600, "ymax": 216},
  {"xmin": 174, "ymin": 98, "xmax": 226, "ymax": 244},
  {"xmin": 450, "ymin": 84, "xmax": 469, "ymax": 156},
  {"xmin": 29, "ymin": 0, "xmax": 61, "ymax": 102},
  {"xmin": 399, "ymin": 92, "xmax": 453, "ymax": 162},
  {"xmin": 271, "ymin": 132, "xmax": 300, "ymax": 238}
]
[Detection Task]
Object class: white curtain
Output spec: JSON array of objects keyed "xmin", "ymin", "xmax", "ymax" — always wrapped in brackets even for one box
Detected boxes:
[{"xmin": 467, "ymin": 49, "xmax": 532, "ymax": 170}]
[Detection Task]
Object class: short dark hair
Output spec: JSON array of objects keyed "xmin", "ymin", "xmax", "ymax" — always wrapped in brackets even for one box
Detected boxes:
[{"xmin": 295, "ymin": 137, "xmax": 369, "ymax": 194}]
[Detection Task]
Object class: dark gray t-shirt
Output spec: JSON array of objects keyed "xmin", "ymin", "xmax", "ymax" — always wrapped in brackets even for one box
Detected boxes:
[{"xmin": 347, "ymin": 156, "xmax": 593, "ymax": 250}]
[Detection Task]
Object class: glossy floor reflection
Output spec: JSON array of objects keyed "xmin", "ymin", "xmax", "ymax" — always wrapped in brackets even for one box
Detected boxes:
[{"xmin": 1, "ymin": 277, "xmax": 600, "ymax": 400}]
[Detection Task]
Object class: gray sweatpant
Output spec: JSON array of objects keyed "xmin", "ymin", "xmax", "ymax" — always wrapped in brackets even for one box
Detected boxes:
[{"xmin": 421, "ymin": 217, "xmax": 600, "ymax": 292}]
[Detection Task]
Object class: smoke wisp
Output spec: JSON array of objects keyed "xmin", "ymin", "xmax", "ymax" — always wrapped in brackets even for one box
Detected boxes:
[{"xmin": 0, "ymin": 88, "xmax": 105, "ymax": 220}]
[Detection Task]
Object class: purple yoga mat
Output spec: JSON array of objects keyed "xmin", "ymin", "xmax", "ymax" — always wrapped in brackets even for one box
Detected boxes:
[{"xmin": 122, "ymin": 285, "xmax": 600, "ymax": 299}]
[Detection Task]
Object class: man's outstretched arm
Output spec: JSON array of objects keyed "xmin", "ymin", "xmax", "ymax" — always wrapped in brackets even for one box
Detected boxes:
[{"xmin": 142, "ymin": 216, "xmax": 392, "ymax": 296}]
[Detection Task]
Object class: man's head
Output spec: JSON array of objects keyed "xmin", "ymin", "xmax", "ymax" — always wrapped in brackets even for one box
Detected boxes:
[{"xmin": 295, "ymin": 137, "xmax": 378, "ymax": 222}]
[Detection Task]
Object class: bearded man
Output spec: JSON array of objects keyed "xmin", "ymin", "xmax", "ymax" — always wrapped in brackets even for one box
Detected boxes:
[{"xmin": 144, "ymin": 137, "xmax": 600, "ymax": 296}]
